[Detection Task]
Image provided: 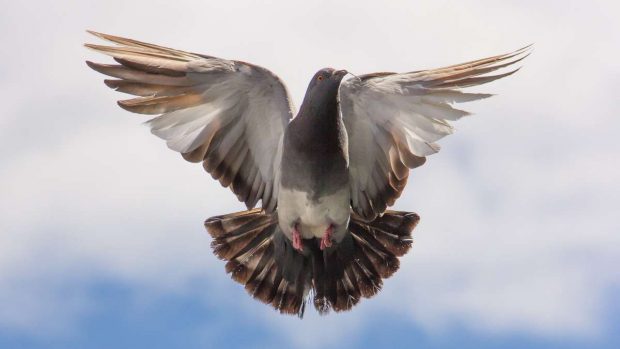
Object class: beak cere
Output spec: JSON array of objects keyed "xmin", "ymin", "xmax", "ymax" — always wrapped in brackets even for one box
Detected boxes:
[{"xmin": 333, "ymin": 69, "xmax": 348, "ymax": 78}]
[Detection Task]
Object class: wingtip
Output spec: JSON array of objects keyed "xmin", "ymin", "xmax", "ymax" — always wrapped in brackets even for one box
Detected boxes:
[
  {"xmin": 103, "ymin": 79, "xmax": 119, "ymax": 90},
  {"xmin": 86, "ymin": 30, "xmax": 109, "ymax": 40},
  {"xmin": 84, "ymin": 60, "xmax": 108, "ymax": 74},
  {"xmin": 524, "ymin": 43, "xmax": 535, "ymax": 55},
  {"xmin": 512, "ymin": 44, "xmax": 534, "ymax": 59},
  {"xmin": 83, "ymin": 43, "xmax": 102, "ymax": 52},
  {"xmin": 85, "ymin": 30, "xmax": 130, "ymax": 47},
  {"xmin": 83, "ymin": 43, "xmax": 109, "ymax": 51},
  {"xmin": 116, "ymin": 99, "xmax": 133, "ymax": 112},
  {"xmin": 514, "ymin": 43, "xmax": 534, "ymax": 54},
  {"xmin": 494, "ymin": 67, "xmax": 521, "ymax": 80},
  {"xmin": 85, "ymin": 30, "xmax": 111, "ymax": 45}
]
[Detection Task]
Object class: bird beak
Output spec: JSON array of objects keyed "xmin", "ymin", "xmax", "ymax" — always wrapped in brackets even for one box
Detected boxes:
[{"xmin": 333, "ymin": 69, "xmax": 348, "ymax": 80}]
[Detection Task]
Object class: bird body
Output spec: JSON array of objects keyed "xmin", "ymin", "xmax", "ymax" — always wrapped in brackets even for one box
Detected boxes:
[
  {"xmin": 279, "ymin": 69, "xmax": 350, "ymax": 246},
  {"xmin": 85, "ymin": 31, "xmax": 529, "ymax": 316}
]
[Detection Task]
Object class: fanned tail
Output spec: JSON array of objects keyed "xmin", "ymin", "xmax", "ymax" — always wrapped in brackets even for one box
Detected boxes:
[
  {"xmin": 312, "ymin": 211, "xmax": 419, "ymax": 313},
  {"xmin": 204, "ymin": 209, "xmax": 419, "ymax": 316},
  {"xmin": 205, "ymin": 209, "xmax": 309, "ymax": 316}
]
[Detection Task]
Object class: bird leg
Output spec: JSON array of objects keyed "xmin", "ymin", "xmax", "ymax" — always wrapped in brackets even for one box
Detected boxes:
[
  {"xmin": 292, "ymin": 224, "xmax": 303, "ymax": 251},
  {"xmin": 320, "ymin": 224, "xmax": 334, "ymax": 250}
]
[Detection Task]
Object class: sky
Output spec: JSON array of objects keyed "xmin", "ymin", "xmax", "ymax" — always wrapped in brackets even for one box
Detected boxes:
[{"xmin": 1, "ymin": 0, "xmax": 619, "ymax": 348}]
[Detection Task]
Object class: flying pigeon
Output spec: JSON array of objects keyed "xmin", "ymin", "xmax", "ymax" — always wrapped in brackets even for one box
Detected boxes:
[{"xmin": 85, "ymin": 31, "xmax": 529, "ymax": 316}]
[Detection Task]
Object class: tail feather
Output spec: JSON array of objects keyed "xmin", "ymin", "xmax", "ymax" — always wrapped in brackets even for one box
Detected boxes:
[
  {"xmin": 352, "ymin": 211, "xmax": 417, "ymax": 257},
  {"xmin": 204, "ymin": 209, "xmax": 420, "ymax": 316},
  {"xmin": 206, "ymin": 209, "xmax": 308, "ymax": 316}
]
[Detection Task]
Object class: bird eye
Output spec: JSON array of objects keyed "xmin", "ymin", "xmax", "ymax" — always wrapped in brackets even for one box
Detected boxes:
[{"xmin": 317, "ymin": 75, "xmax": 324, "ymax": 82}]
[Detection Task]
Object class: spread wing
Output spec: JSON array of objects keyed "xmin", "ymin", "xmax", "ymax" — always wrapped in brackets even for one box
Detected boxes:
[
  {"xmin": 340, "ymin": 45, "xmax": 531, "ymax": 220},
  {"xmin": 85, "ymin": 31, "xmax": 295, "ymax": 212}
]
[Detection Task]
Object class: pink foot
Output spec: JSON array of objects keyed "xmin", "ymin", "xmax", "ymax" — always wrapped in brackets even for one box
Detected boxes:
[
  {"xmin": 320, "ymin": 225, "xmax": 333, "ymax": 250},
  {"xmin": 292, "ymin": 225, "xmax": 303, "ymax": 251}
]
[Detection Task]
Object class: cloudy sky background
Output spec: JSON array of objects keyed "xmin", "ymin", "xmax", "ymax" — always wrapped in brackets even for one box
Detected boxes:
[{"xmin": 1, "ymin": 0, "xmax": 619, "ymax": 348}]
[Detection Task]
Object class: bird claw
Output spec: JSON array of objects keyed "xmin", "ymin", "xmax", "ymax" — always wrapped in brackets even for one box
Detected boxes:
[
  {"xmin": 292, "ymin": 225, "xmax": 303, "ymax": 251},
  {"xmin": 320, "ymin": 225, "xmax": 333, "ymax": 250}
]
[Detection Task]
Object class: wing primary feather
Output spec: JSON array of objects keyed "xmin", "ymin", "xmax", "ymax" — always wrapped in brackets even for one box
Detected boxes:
[
  {"xmin": 117, "ymin": 93, "xmax": 205, "ymax": 115},
  {"xmin": 86, "ymin": 61, "xmax": 194, "ymax": 86},
  {"xmin": 113, "ymin": 57, "xmax": 186, "ymax": 77},
  {"xmin": 86, "ymin": 30, "xmax": 202, "ymax": 59},
  {"xmin": 435, "ymin": 68, "xmax": 521, "ymax": 88},
  {"xmin": 104, "ymin": 79, "xmax": 195, "ymax": 97}
]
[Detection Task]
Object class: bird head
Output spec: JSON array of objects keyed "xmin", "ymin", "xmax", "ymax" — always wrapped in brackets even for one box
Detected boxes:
[
  {"xmin": 308, "ymin": 67, "xmax": 348, "ymax": 92},
  {"xmin": 299, "ymin": 68, "xmax": 348, "ymax": 114}
]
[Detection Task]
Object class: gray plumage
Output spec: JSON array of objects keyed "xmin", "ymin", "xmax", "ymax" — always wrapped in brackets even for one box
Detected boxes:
[
  {"xmin": 280, "ymin": 68, "xmax": 349, "ymax": 197},
  {"xmin": 278, "ymin": 68, "xmax": 351, "ymax": 248},
  {"xmin": 85, "ymin": 31, "xmax": 529, "ymax": 316}
]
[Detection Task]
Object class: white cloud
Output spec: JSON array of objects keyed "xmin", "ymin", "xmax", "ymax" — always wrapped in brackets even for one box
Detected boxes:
[{"xmin": 1, "ymin": 0, "xmax": 618, "ymax": 344}]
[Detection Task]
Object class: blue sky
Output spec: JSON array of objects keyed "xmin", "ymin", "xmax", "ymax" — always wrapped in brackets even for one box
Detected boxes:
[
  {"xmin": 1, "ymin": 284, "xmax": 619, "ymax": 349},
  {"xmin": 1, "ymin": 0, "xmax": 619, "ymax": 348}
]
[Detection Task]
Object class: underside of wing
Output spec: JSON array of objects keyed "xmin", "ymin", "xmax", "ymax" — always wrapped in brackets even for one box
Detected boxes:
[
  {"xmin": 85, "ymin": 31, "xmax": 295, "ymax": 211},
  {"xmin": 341, "ymin": 45, "xmax": 531, "ymax": 220}
]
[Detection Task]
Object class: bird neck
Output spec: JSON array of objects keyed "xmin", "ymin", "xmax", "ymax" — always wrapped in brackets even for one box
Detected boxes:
[
  {"xmin": 297, "ymin": 92, "xmax": 341, "ymax": 126},
  {"xmin": 292, "ymin": 95, "xmax": 345, "ymax": 157}
]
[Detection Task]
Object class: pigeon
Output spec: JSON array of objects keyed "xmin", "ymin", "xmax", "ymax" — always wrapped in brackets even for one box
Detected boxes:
[{"xmin": 85, "ymin": 31, "xmax": 530, "ymax": 316}]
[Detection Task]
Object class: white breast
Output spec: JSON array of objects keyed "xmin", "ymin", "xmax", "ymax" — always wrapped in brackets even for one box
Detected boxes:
[{"xmin": 277, "ymin": 187, "xmax": 350, "ymax": 239}]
